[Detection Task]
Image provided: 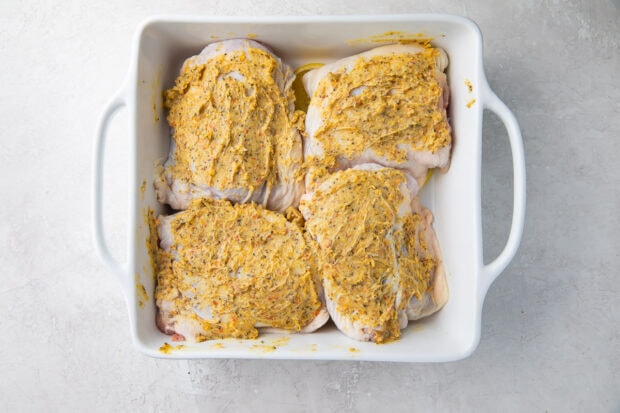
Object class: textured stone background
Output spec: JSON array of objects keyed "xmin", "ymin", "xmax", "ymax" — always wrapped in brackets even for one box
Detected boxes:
[{"xmin": 0, "ymin": 0, "xmax": 618, "ymax": 411}]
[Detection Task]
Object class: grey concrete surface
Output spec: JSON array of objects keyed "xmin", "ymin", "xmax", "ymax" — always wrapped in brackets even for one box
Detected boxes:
[{"xmin": 0, "ymin": 0, "xmax": 618, "ymax": 411}]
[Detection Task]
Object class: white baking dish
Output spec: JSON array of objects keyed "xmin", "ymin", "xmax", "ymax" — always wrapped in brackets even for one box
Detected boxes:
[{"xmin": 93, "ymin": 14, "xmax": 525, "ymax": 362}]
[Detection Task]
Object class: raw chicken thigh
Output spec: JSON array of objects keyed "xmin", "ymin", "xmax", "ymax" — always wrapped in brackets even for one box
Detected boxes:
[
  {"xmin": 155, "ymin": 39, "xmax": 305, "ymax": 212},
  {"xmin": 299, "ymin": 164, "xmax": 448, "ymax": 343},
  {"xmin": 302, "ymin": 43, "xmax": 451, "ymax": 191},
  {"xmin": 155, "ymin": 198, "xmax": 329, "ymax": 342}
]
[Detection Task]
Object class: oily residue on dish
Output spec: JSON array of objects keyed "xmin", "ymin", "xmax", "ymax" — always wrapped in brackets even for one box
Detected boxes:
[
  {"xmin": 348, "ymin": 31, "xmax": 437, "ymax": 46},
  {"xmin": 159, "ymin": 342, "xmax": 185, "ymax": 354}
]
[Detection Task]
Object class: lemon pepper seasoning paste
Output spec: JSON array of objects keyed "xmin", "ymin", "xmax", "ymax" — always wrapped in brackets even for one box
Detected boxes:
[
  {"xmin": 311, "ymin": 47, "xmax": 450, "ymax": 165},
  {"xmin": 163, "ymin": 46, "xmax": 303, "ymax": 196},
  {"xmin": 302, "ymin": 168, "xmax": 436, "ymax": 343},
  {"xmin": 155, "ymin": 198, "xmax": 322, "ymax": 340}
]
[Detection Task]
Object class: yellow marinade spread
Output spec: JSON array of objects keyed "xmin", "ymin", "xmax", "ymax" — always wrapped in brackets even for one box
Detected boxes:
[
  {"xmin": 302, "ymin": 168, "xmax": 436, "ymax": 343},
  {"xmin": 155, "ymin": 198, "xmax": 322, "ymax": 340},
  {"xmin": 164, "ymin": 45, "xmax": 304, "ymax": 194},
  {"xmin": 311, "ymin": 46, "xmax": 450, "ymax": 165}
]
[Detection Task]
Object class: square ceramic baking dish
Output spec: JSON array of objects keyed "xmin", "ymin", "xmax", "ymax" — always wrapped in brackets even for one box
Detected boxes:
[{"xmin": 93, "ymin": 14, "xmax": 525, "ymax": 362}]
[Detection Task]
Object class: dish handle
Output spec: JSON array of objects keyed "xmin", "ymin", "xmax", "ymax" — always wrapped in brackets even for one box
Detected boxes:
[
  {"xmin": 92, "ymin": 86, "xmax": 129, "ymax": 287},
  {"xmin": 480, "ymin": 84, "xmax": 526, "ymax": 295}
]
